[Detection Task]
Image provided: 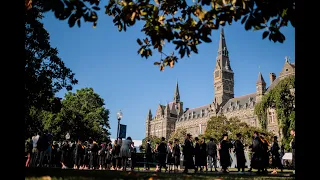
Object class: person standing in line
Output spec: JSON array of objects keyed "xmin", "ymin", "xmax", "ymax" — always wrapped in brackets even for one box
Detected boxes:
[
  {"xmin": 156, "ymin": 137, "xmax": 168, "ymax": 172},
  {"xmin": 290, "ymin": 129, "xmax": 295, "ymax": 174},
  {"xmin": 119, "ymin": 137, "xmax": 132, "ymax": 171},
  {"xmin": 194, "ymin": 137, "xmax": 201, "ymax": 173},
  {"xmin": 270, "ymin": 136, "xmax": 283, "ymax": 174},
  {"xmin": 250, "ymin": 131, "xmax": 264, "ymax": 174},
  {"xmin": 234, "ymin": 133, "xmax": 246, "ymax": 173},
  {"xmin": 172, "ymin": 138, "xmax": 181, "ymax": 172},
  {"xmin": 183, "ymin": 134, "xmax": 195, "ymax": 174},
  {"xmin": 130, "ymin": 142, "xmax": 137, "ymax": 170},
  {"xmin": 200, "ymin": 137, "xmax": 208, "ymax": 172},
  {"xmin": 219, "ymin": 133, "xmax": 233, "ymax": 173},
  {"xmin": 206, "ymin": 138, "xmax": 218, "ymax": 172},
  {"xmin": 145, "ymin": 139, "xmax": 152, "ymax": 170}
]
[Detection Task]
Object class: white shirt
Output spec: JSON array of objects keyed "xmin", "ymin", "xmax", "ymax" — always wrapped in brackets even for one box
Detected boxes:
[{"xmin": 32, "ymin": 135, "xmax": 39, "ymax": 148}]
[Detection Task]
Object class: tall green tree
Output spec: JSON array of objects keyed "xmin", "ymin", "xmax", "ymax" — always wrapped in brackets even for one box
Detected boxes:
[
  {"xmin": 141, "ymin": 135, "xmax": 161, "ymax": 152},
  {"xmin": 25, "ymin": 0, "xmax": 77, "ymax": 138},
  {"xmin": 168, "ymin": 127, "xmax": 187, "ymax": 144},
  {"xmin": 43, "ymin": 88, "xmax": 111, "ymax": 142},
  {"xmin": 31, "ymin": 0, "xmax": 295, "ymax": 71},
  {"xmin": 254, "ymin": 75, "xmax": 295, "ymax": 150},
  {"xmin": 204, "ymin": 115, "xmax": 273, "ymax": 146}
]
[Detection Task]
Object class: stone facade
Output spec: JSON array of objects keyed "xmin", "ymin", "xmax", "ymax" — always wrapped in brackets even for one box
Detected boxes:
[{"xmin": 145, "ymin": 29, "xmax": 295, "ymax": 140}]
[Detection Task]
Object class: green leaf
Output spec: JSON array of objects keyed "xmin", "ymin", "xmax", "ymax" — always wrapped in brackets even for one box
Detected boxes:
[
  {"xmin": 68, "ymin": 14, "xmax": 76, "ymax": 27},
  {"xmin": 262, "ymin": 31, "xmax": 269, "ymax": 39},
  {"xmin": 154, "ymin": 62, "xmax": 161, "ymax": 65},
  {"xmin": 244, "ymin": 19, "xmax": 251, "ymax": 30},
  {"xmin": 137, "ymin": 38, "xmax": 143, "ymax": 46}
]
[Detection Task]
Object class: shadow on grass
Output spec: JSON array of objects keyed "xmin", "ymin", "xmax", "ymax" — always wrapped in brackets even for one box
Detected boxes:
[{"xmin": 25, "ymin": 167, "xmax": 295, "ymax": 180}]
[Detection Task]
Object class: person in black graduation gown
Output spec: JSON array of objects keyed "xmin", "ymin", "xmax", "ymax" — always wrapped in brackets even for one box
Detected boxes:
[
  {"xmin": 156, "ymin": 137, "xmax": 167, "ymax": 172},
  {"xmin": 74, "ymin": 139, "xmax": 84, "ymax": 169},
  {"xmin": 183, "ymin": 133, "xmax": 196, "ymax": 173},
  {"xmin": 172, "ymin": 138, "xmax": 181, "ymax": 172},
  {"xmin": 250, "ymin": 131, "xmax": 264, "ymax": 173},
  {"xmin": 271, "ymin": 136, "xmax": 283, "ymax": 174},
  {"xmin": 200, "ymin": 137, "xmax": 208, "ymax": 172},
  {"xmin": 60, "ymin": 141, "xmax": 70, "ymax": 169},
  {"xmin": 234, "ymin": 133, "xmax": 246, "ymax": 172},
  {"xmin": 88, "ymin": 137, "xmax": 99, "ymax": 170},
  {"xmin": 259, "ymin": 133, "xmax": 270, "ymax": 173},
  {"xmin": 194, "ymin": 137, "xmax": 201, "ymax": 172},
  {"xmin": 145, "ymin": 139, "xmax": 152, "ymax": 170},
  {"xmin": 130, "ymin": 142, "xmax": 137, "ymax": 170},
  {"xmin": 219, "ymin": 133, "xmax": 233, "ymax": 173},
  {"xmin": 290, "ymin": 129, "xmax": 295, "ymax": 174},
  {"xmin": 98, "ymin": 143, "xmax": 107, "ymax": 170}
]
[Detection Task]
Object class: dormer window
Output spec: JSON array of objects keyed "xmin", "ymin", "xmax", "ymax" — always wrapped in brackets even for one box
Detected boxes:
[{"xmin": 201, "ymin": 109, "xmax": 205, "ymax": 117}]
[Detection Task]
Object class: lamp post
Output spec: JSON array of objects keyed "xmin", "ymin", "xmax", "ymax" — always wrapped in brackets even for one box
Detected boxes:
[{"xmin": 116, "ymin": 110, "xmax": 123, "ymax": 141}]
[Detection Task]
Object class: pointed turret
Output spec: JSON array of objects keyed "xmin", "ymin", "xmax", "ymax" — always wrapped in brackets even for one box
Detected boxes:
[
  {"xmin": 148, "ymin": 109, "xmax": 152, "ymax": 118},
  {"xmin": 173, "ymin": 81, "xmax": 180, "ymax": 103},
  {"xmin": 256, "ymin": 72, "xmax": 266, "ymax": 102},
  {"xmin": 256, "ymin": 72, "xmax": 266, "ymax": 85},
  {"xmin": 218, "ymin": 28, "xmax": 229, "ymax": 57},
  {"xmin": 145, "ymin": 109, "xmax": 152, "ymax": 137},
  {"xmin": 146, "ymin": 109, "xmax": 152, "ymax": 121}
]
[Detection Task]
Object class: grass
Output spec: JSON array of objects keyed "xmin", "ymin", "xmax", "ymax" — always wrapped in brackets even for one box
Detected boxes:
[{"xmin": 25, "ymin": 167, "xmax": 295, "ymax": 180}]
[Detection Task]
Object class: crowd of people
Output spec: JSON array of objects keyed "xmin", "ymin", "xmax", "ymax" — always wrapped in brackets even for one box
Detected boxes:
[
  {"xmin": 25, "ymin": 129, "xmax": 295, "ymax": 175},
  {"xmin": 25, "ymin": 134, "xmax": 137, "ymax": 171},
  {"xmin": 144, "ymin": 129, "xmax": 295, "ymax": 174}
]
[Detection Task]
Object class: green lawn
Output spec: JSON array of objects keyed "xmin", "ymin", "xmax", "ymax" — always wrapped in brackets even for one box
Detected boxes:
[{"xmin": 25, "ymin": 167, "xmax": 295, "ymax": 180}]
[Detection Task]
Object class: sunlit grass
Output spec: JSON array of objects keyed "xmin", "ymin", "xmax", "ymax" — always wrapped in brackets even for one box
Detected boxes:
[{"xmin": 25, "ymin": 167, "xmax": 294, "ymax": 180}]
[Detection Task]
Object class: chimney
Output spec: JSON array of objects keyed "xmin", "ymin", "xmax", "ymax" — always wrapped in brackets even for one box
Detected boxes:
[{"xmin": 269, "ymin": 73, "xmax": 276, "ymax": 84}]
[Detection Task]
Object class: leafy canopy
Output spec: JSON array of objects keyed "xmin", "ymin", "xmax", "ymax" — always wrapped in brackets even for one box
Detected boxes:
[
  {"xmin": 25, "ymin": 0, "xmax": 77, "ymax": 138},
  {"xmin": 204, "ymin": 115, "xmax": 273, "ymax": 146},
  {"xmin": 43, "ymin": 88, "xmax": 111, "ymax": 142},
  {"xmin": 31, "ymin": 0, "xmax": 295, "ymax": 71},
  {"xmin": 254, "ymin": 75, "xmax": 295, "ymax": 150},
  {"xmin": 169, "ymin": 127, "xmax": 187, "ymax": 144},
  {"xmin": 141, "ymin": 135, "xmax": 161, "ymax": 152}
]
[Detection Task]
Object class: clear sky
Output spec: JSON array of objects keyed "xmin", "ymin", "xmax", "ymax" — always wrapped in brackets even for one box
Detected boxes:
[{"xmin": 42, "ymin": 6, "xmax": 295, "ymax": 140}]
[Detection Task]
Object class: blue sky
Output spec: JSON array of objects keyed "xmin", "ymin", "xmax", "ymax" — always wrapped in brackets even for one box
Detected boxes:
[{"xmin": 42, "ymin": 6, "xmax": 295, "ymax": 140}]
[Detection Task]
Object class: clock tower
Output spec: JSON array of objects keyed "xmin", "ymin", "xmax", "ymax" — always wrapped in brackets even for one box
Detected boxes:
[{"xmin": 213, "ymin": 28, "xmax": 234, "ymax": 106}]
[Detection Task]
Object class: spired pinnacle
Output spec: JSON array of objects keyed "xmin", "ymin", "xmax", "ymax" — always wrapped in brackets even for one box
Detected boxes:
[
  {"xmin": 173, "ymin": 81, "xmax": 180, "ymax": 102},
  {"xmin": 218, "ymin": 27, "xmax": 228, "ymax": 57},
  {"xmin": 256, "ymin": 72, "xmax": 266, "ymax": 84}
]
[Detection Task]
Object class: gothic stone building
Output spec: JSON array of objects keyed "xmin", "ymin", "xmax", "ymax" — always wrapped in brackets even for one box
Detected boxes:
[{"xmin": 145, "ymin": 28, "xmax": 295, "ymax": 140}]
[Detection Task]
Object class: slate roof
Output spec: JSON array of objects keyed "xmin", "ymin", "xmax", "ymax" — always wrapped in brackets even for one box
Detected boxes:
[
  {"xmin": 177, "ymin": 104, "xmax": 210, "ymax": 122},
  {"xmin": 265, "ymin": 77, "xmax": 281, "ymax": 93},
  {"xmin": 222, "ymin": 93, "xmax": 257, "ymax": 112}
]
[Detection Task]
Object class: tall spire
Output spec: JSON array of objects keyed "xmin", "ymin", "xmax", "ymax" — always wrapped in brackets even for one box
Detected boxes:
[
  {"xmin": 218, "ymin": 28, "xmax": 229, "ymax": 57},
  {"xmin": 173, "ymin": 81, "xmax": 180, "ymax": 103},
  {"xmin": 256, "ymin": 72, "xmax": 266, "ymax": 85}
]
